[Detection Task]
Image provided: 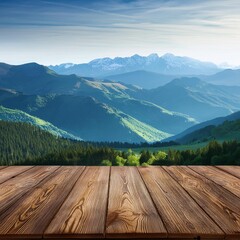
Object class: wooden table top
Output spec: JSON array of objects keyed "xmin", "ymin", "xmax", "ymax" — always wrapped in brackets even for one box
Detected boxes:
[{"xmin": 0, "ymin": 166, "xmax": 239, "ymax": 239}]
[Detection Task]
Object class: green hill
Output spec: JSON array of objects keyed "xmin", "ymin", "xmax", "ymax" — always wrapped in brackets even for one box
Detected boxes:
[
  {"xmin": 177, "ymin": 119, "xmax": 240, "ymax": 144},
  {"xmin": 0, "ymin": 120, "xmax": 118, "ymax": 166},
  {"xmin": 0, "ymin": 105, "xmax": 80, "ymax": 140},
  {"xmin": 0, "ymin": 120, "xmax": 75, "ymax": 165}
]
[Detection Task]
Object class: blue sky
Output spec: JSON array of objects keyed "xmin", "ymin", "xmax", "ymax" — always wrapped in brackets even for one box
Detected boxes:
[{"xmin": 0, "ymin": 0, "xmax": 240, "ymax": 66}]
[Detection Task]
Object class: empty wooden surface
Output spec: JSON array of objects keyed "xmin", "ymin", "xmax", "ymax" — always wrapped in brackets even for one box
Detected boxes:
[
  {"xmin": 139, "ymin": 167, "xmax": 223, "ymax": 239},
  {"xmin": 0, "ymin": 166, "xmax": 59, "ymax": 215},
  {"xmin": 106, "ymin": 167, "xmax": 167, "ymax": 238},
  {"xmin": 163, "ymin": 166, "xmax": 240, "ymax": 238},
  {"xmin": 0, "ymin": 166, "xmax": 33, "ymax": 184},
  {"xmin": 189, "ymin": 166, "xmax": 240, "ymax": 198},
  {"xmin": 0, "ymin": 166, "xmax": 85, "ymax": 238},
  {"xmin": 0, "ymin": 166, "xmax": 239, "ymax": 239},
  {"xmin": 45, "ymin": 167, "xmax": 110, "ymax": 238},
  {"xmin": 217, "ymin": 166, "xmax": 240, "ymax": 179}
]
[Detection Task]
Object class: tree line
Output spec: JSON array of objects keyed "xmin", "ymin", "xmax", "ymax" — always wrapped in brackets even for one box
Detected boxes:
[{"xmin": 0, "ymin": 121, "xmax": 239, "ymax": 166}]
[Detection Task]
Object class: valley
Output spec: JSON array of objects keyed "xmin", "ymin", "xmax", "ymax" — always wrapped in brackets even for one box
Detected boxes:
[{"xmin": 0, "ymin": 53, "xmax": 240, "ymax": 166}]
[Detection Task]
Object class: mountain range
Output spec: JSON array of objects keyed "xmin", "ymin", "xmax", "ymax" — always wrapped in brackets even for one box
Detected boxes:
[
  {"xmin": 49, "ymin": 53, "xmax": 220, "ymax": 77},
  {"xmin": 1, "ymin": 53, "xmax": 240, "ymax": 143},
  {"xmin": 202, "ymin": 69, "xmax": 240, "ymax": 86}
]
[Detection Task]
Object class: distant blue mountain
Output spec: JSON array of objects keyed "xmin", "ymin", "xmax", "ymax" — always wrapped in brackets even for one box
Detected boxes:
[
  {"xmin": 202, "ymin": 69, "xmax": 240, "ymax": 86},
  {"xmin": 105, "ymin": 70, "xmax": 177, "ymax": 89},
  {"xmin": 49, "ymin": 53, "xmax": 220, "ymax": 77},
  {"xmin": 132, "ymin": 77, "xmax": 240, "ymax": 122}
]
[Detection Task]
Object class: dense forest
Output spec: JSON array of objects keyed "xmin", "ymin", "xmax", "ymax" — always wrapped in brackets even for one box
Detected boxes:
[{"xmin": 0, "ymin": 121, "xmax": 239, "ymax": 166}]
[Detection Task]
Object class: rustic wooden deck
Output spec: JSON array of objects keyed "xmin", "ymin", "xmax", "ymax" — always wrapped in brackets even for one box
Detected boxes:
[{"xmin": 0, "ymin": 166, "xmax": 239, "ymax": 239}]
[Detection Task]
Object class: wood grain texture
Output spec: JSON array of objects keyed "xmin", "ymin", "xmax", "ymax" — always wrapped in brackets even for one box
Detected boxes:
[
  {"xmin": 45, "ymin": 166, "xmax": 110, "ymax": 238},
  {"xmin": 216, "ymin": 166, "xmax": 240, "ymax": 179},
  {"xmin": 0, "ymin": 166, "xmax": 59, "ymax": 215},
  {"xmin": 0, "ymin": 166, "xmax": 8, "ymax": 171},
  {"xmin": 0, "ymin": 166, "xmax": 85, "ymax": 238},
  {"xmin": 189, "ymin": 166, "xmax": 240, "ymax": 198},
  {"xmin": 106, "ymin": 167, "xmax": 167, "ymax": 238},
  {"xmin": 0, "ymin": 166, "xmax": 239, "ymax": 239},
  {"xmin": 139, "ymin": 166, "xmax": 224, "ymax": 239},
  {"xmin": 0, "ymin": 166, "xmax": 33, "ymax": 184},
  {"xmin": 163, "ymin": 166, "xmax": 240, "ymax": 238}
]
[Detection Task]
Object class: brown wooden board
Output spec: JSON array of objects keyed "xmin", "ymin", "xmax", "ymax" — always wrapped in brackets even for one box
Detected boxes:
[
  {"xmin": 106, "ymin": 167, "xmax": 167, "ymax": 238},
  {"xmin": 0, "ymin": 166, "xmax": 8, "ymax": 171},
  {"xmin": 163, "ymin": 166, "xmax": 240, "ymax": 238},
  {"xmin": 216, "ymin": 166, "xmax": 240, "ymax": 179},
  {"xmin": 189, "ymin": 166, "xmax": 240, "ymax": 198},
  {"xmin": 139, "ymin": 166, "xmax": 224, "ymax": 239},
  {"xmin": 0, "ymin": 166, "xmax": 33, "ymax": 184},
  {"xmin": 0, "ymin": 166, "xmax": 85, "ymax": 238},
  {"xmin": 0, "ymin": 166, "xmax": 59, "ymax": 215},
  {"xmin": 45, "ymin": 166, "xmax": 110, "ymax": 238}
]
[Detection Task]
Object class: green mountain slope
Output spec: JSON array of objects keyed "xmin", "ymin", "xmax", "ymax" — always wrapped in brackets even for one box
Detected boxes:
[
  {"xmin": 167, "ymin": 111, "xmax": 240, "ymax": 142},
  {"xmin": 0, "ymin": 120, "xmax": 77, "ymax": 165},
  {"xmin": 0, "ymin": 121, "xmax": 120, "ymax": 166},
  {"xmin": 176, "ymin": 119, "xmax": 240, "ymax": 144},
  {"xmin": 0, "ymin": 94, "xmax": 171, "ymax": 142},
  {"xmin": 0, "ymin": 105, "xmax": 80, "ymax": 140},
  {"xmin": 0, "ymin": 64, "xmax": 195, "ymax": 141}
]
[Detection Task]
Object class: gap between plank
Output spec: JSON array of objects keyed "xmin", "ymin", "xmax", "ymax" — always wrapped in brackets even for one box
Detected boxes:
[
  {"xmin": 161, "ymin": 166, "xmax": 226, "ymax": 239},
  {"xmin": 0, "ymin": 166, "xmax": 35, "ymax": 186},
  {"xmin": 136, "ymin": 166, "xmax": 169, "ymax": 238},
  {"xmin": 214, "ymin": 166, "xmax": 240, "ymax": 180},
  {"xmin": 0, "ymin": 166, "xmax": 61, "ymax": 217},
  {"xmin": 103, "ymin": 166, "xmax": 111, "ymax": 238}
]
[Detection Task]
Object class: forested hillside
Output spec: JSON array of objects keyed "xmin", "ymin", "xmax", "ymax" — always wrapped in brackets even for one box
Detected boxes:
[{"xmin": 176, "ymin": 120, "xmax": 240, "ymax": 144}]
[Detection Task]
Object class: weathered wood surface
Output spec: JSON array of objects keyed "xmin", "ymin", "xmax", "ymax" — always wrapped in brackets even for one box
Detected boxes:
[
  {"xmin": 0, "ymin": 166, "xmax": 239, "ymax": 239},
  {"xmin": 0, "ymin": 166, "xmax": 85, "ymax": 238},
  {"xmin": 163, "ymin": 166, "xmax": 240, "ymax": 238},
  {"xmin": 106, "ymin": 167, "xmax": 167, "ymax": 238},
  {"xmin": 0, "ymin": 166, "xmax": 33, "ymax": 184},
  {"xmin": 45, "ymin": 166, "xmax": 110, "ymax": 238},
  {"xmin": 216, "ymin": 166, "xmax": 240, "ymax": 179},
  {"xmin": 139, "ymin": 167, "xmax": 223, "ymax": 239},
  {"xmin": 189, "ymin": 166, "xmax": 240, "ymax": 198},
  {"xmin": 0, "ymin": 166, "xmax": 59, "ymax": 215}
]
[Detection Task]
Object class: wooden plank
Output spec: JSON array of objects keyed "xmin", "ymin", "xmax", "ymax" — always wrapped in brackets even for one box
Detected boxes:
[
  {"xmin": 139, "ymin": 166, "xmax": 224, "ymax": 239},
  {"xmin": 216, "ymin": 166, "xmax": 240, "ymax": 179},
  {"xmin": 189, "ymin": 166, "xmax": 240, "ymax": 198},
  {"xmin": 164, "ymin": 166, "xmax": 240, "ymax": 238},
  {"xmin": 0, "ymin": 166, "xmax": 59, "ymax": 215},
  {"xmin": 106, "ymin": 167, "xmax": 167, "ymax": 238},
  {"xmin": 45, "ymin": 166, "xmax": 110, "ymax": 239},
  {"xmin": 0, "ymin": 166, "xmax": 33, "ymax": 184},
  {"xmin": 0, "ymin": 166, "xmax": 85, "ymax": 239},
  {"xmin": 0, "ymin": 166, "xmax": 8, "ymax": 171}
]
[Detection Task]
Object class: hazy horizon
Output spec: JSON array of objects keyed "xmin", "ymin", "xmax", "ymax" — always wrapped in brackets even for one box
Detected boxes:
[
  {"xmin": 0, "ymin": 0, "xmax": 240, "ymax": 66},
  {"xmin": 1, "ymin": 52, "xmax": 234, "ymax": 68}
]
